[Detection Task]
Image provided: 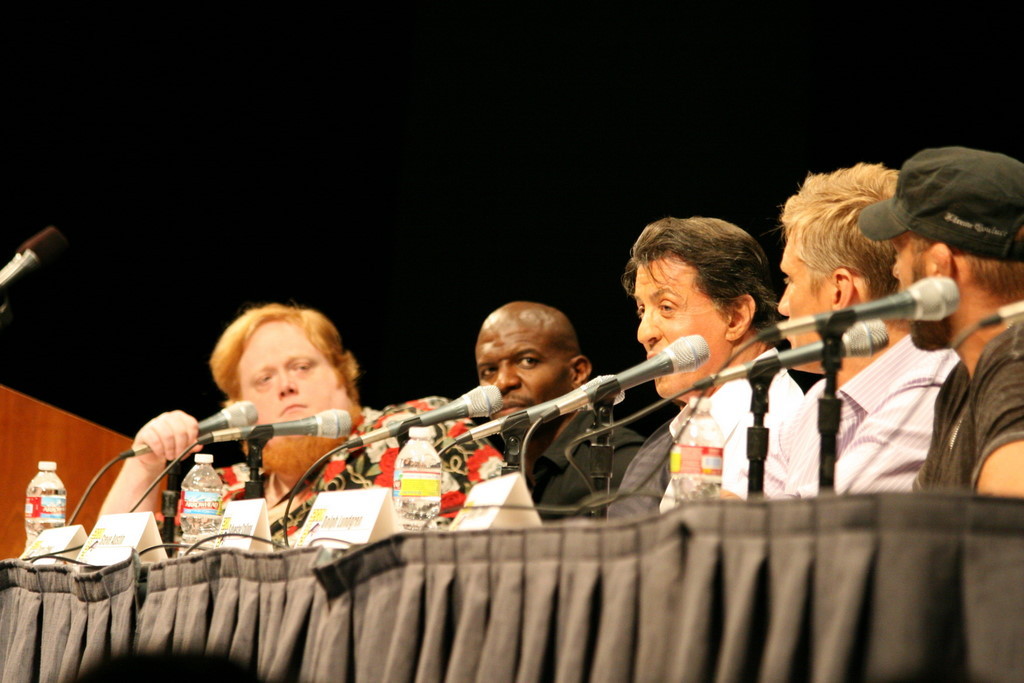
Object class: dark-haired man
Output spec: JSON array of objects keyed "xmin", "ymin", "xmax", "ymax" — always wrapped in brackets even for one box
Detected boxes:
[
  {"xmin": 858, "ymin": 146, "xmax": 1024, "ymax": 495},
  {"xmin": 475, "ymin": 301, "xmax": 644, "ymax": 517},
  {"xmin": 608, "ymin": 217, "xmax": 805, "ymax": 518}
]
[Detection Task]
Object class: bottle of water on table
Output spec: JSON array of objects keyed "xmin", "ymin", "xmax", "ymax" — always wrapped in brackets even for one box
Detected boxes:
[
  {"xmin": 393, "ymin": 426, "xmax": 442, "ymax": 531},
  {"xmin": 669, "ymin": 397, "xmax": 724, "ymax": 505},
  {"xmin": 25, "ymin": 460, "xmax": 66, "ymax": 550},
  {"xmin": 180, "ymin": 453, "xmax": 225, "ymax": 551}
]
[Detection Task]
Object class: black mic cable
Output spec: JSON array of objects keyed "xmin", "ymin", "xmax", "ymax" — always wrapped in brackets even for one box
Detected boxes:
[{"xmin": 949, "ymin": 298, "xmax": 1024, "ymax": 350}]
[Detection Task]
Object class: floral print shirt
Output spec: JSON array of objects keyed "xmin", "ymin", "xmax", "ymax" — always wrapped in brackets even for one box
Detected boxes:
[{"xmin": 218, "ymin": 396, "xmax": 504, "ymax": 541}]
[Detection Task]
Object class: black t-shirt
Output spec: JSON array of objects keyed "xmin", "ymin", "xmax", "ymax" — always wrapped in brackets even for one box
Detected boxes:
[{"xmin": 916, "ymin": 325, "xmax": 1024, "ymax": 490}]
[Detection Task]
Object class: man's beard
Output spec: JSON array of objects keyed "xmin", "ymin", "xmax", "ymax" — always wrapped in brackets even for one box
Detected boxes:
[
  {"xmin": 908, "ymin": 257, "xmax": 954, "ymax": 350},
  {"xmin": 262, "ymin": 436, "xmax": 347, "ymax": 481},
  {"xmin": 910, "ymin": 318, "xmax": 954, "ymax": 351}
]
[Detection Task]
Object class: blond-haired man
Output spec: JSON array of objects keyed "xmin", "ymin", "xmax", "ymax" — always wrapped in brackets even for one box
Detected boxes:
[{"xmin": 762, "ymin": 163, "xmax": 959, "ymax": 498}]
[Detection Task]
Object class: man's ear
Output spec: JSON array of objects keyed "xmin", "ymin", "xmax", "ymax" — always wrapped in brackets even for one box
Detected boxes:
[
  {"xmin": 724, "ymin": 294, "xmax": 756, "ymax": 342},
  {"xmin": 831, "ymin": 267, "xmax": 868, "ymax": 309},
  {"xmin": 569, "ymin": 355, "xmax": 593, "ymax": 388},
  {"xmin": 926, "ymin": 242, "xmax": 957, "ymax": 278}
]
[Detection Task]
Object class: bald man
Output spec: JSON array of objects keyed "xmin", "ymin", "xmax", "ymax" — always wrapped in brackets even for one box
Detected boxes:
[{"xmin": 474, "ymin": 302, "xmax": 645, "ymax": 518}]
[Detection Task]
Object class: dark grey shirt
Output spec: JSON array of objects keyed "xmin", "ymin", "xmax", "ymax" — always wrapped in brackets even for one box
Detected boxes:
[
  {"xmin": 605, "ymin": 419, "xmax": 675, "ymax": 519},
  {"xmin": 916, "ymin": 325, "xmax": 1024, "ymax": 489}
]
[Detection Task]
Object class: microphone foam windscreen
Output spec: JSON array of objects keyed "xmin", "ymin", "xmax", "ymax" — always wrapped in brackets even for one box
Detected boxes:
[
  {"xmin": 466, "ymin": 385, "xmax": 503, "ymax": 418},
  {"xmin": 910, "ymin": 277, "xmax": 959, "ymax": 320},
  {"xmin": 320, "ymin": 409, "xmax": 352, "ymax": 439},
  {"xmin": 227, "ymin": 401, "xmax": 259, "ymax": 428},
  {"xmin": 841, "ymin": 320, "xmax": 889, "ymax": 357},
  {"xmin": 666, "ymin": 334, "xmax": 710, "ymax": 372},
  {"xmin": 18, "ymin": 226, "xmax": 69, "ymax": 264}
]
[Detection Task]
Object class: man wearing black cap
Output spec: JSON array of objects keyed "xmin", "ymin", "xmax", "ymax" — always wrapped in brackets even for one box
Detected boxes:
[{"xmin": 858, "ymin": 146, "xmax": 1024, "ymax": 495}]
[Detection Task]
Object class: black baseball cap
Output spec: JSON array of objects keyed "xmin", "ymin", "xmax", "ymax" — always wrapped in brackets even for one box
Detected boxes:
[{"xmin": 859, "ymin": 146, "xmax": 1024, "ymax": 261}]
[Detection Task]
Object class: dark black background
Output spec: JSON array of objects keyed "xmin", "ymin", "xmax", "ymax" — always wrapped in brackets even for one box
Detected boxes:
[{"xmin": 4, "ymin": 8, "xmax": 1019, "ymax": 447}]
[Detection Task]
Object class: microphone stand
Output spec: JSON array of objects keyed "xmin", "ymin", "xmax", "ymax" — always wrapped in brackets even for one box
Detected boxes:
[
  {"xmin": 587, "ymin": 398, "xmax": 616, "ymax": 519},
  {"xmin": 817, "ymin": 331, "xmax": 844, "ymax": 491},
  {"xmin": 499, "ymin": 412, "xmax": 532, "ymax": 477},
  {"xmin": 0, "ymin": 291, "xmax": 12, "ymax": 331},
  {"xmin": 160, "ymin": 463, "xmax": 182, "ymax": 544},
  {"xmin": 244, "ymin": 436, "xmax": 270, "ymax": 500},
  {"xmin": 744, "ymin": 364, "xmax": 774, "ymax": 497}
]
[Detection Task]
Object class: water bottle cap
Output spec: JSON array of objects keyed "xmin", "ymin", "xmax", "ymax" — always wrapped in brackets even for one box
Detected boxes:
[
  {"xmin": 38, "ymin": 461, "xmax": 57, "ymax": 471},
  {"xmin": 194, "ymin": 453, "xmax": 214, "ymax": 464},
  {"xmin": 408, "ymin": 426, "xmax": 434, "ymax": 440}
]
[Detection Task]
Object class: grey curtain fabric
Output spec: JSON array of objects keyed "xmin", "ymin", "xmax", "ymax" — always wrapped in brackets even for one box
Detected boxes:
[
  {"xmin": 313, "ymin": 493, "xmax": 1024, "ymax": 683},
  {"xmin": 136, "ymin": 546, "xmax": 326, "ymax": 682},
  {"xmin": 3, "ymin": 493, "xmax": 1024, "ymax": 682},
  {"xmin": 0, "ymin": 555, "xmax": 137, "ymax": 683}
]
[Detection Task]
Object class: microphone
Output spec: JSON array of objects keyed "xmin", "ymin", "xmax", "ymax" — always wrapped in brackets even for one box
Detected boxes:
[
  {"xmin": 199, "ymin": 408, "xmax": 351, "ymax": 444},
  {"xmin": 611, "ymin": 334, "xmax": 710, "ymax": 393},
  {"xmin": 976, "ymin": 299, "xmax": 1024, "ymax": 328},
  {"xmin": 756, "ymin": 277, "xmax": 959, "ymax": 342},
  {"xmin": 125, "ymin": 401, "xmax": 259, "ymax": 457},
  {"xmin": 695, "ymin": 320, "xmax": 889, "ymax": 390},
  {"xmin": 0, "ymin": 226, "xmax": 70, "ymax": 291},
  {"xmin": 454, "ymin": 334, "xmax": 710, "ymax": 444},
  {"xmin": 340, "ymin": 385, "xmax": 503, "ymax": 451}
]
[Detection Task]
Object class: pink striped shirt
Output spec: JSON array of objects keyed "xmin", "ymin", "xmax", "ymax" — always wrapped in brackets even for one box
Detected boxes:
[{"xmin": 764, "ymin": 335, "xmax": 959, "ymax": 498}]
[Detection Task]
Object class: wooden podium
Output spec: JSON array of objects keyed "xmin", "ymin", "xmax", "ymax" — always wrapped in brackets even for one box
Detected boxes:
[{"xmin": 0, "ymin": 384, "xmax": 132, "ymax": 560}]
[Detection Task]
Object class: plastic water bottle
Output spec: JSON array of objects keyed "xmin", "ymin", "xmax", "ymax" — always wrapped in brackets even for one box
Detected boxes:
[
  {"xmin": 179, "ymin": 453, "xmax": 225, "ymax": 550},
  {"xmin": 25, "ymin": 461, "xmax": 66, "ymax": 549},
  {"xmin": 669, "ymin": 397, "xmax": 724, "ymax": 505},
  {"xmin": 392, "ymin": 426, "xmax": 442, "ymax": 531}
]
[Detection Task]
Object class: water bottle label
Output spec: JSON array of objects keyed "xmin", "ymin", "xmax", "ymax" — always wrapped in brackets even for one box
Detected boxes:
[
  {"xmin": 396, "ymin": 470, "xmax": 441, "ymax": 498},
  {"xmin": 670, "ymin": 445, "xmax": 723, "ymax": 477},
  {"xmin": 182, "ymin": 490, "xmax": 221, "ymax": 515},
  {"xmin": 25, "ymin": 495, "xmax": 66, "ymax": 520}
]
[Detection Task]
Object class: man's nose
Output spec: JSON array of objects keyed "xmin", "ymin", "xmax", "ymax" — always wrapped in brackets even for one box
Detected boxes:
[
  {"xmin": 277, "ymin": 376, "xmax": 298, "ymax": 398},
  {"xmin": 494, "ymin": 364, "xmax": 521, "ymax": 393},
  {"xmin": 778, "ymin": 286, "xmax": 792, "ymax": 317},
  {"xmin": 636, "ymin": 309, "xmax": 659, "ymax": 350}
]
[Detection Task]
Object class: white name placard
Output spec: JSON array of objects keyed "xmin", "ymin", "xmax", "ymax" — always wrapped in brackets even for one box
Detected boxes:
[
  {"xmin": 450, "ymin": 473, "xmax": 542, "ymax": 531},
  {"xmin": 295, "ymin": 487, "xmax": 399, "ymax": 549},
  {"xmin": 21, "ymin": 525, "xmax": 88, "ymax": 564},
  {"xmin": 216, "ymin": 498, "xmax": 273, "ymax": 552},
  {"xmin": 77, "ymin": 512, "xmax": 167, "ymax": 565}
]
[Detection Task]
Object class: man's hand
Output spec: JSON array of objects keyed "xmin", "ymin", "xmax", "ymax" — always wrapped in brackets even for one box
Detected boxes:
[
  {"xmin": 100, "ymin": 410, "xmax": 202, "ymax": 515},
  {"xmin": 131, "ymin": 410, "xmax": 202, "ymax": 470}
]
